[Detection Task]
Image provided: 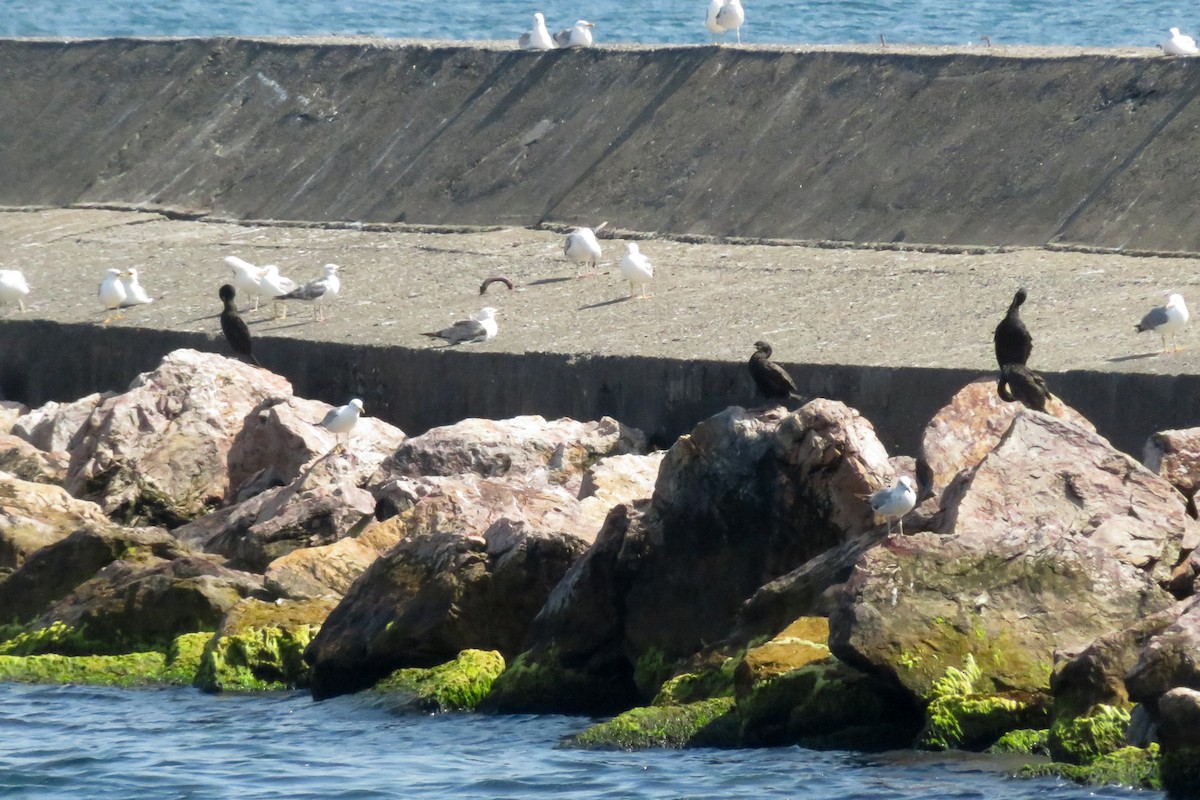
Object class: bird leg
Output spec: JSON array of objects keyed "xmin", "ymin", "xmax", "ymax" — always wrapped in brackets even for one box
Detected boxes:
[
  {"xmin": 736, "ymin": 28, "xmax": 741, "ymax": 44},
  {"xmin": 17, "ymin": 300, "xmax": 24, "ymax": 313}
]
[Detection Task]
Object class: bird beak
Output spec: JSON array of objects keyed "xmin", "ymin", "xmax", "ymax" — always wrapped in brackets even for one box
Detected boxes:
[{"xmin": 587, "ymin": 21, "xmax": 595, "ymax": 27}]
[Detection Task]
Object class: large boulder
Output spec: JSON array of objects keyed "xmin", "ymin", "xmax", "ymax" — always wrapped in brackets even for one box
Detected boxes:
[
  {"xmin": 0, "ymin": 434, "xmax": 67, "ymax": 485},
  {"xmin": 487, "ymin": 401, "xmax": 895, "ymax": 713},
  {"xmin": 11, "ymin": 392, "xmax": 112, "ymax": 453},
  {"xmin": 1126, "ymin": 597, "xmax": 1200, "ymax": 711},
  {"xmin": 0, "ymin": 400, "xmax": 27, "ymax": 434},
  {"xmin": 226, "ymin": 395, "xmax": 405, "ymax": 503},
  {"xmin": 1157, "ymin": 687, "xmax": 1200, "ymax": 796},
  {"xmin": 1144, "ymin": 426, "xmax": 1200, "ymax": 516},
  {"xmin": 65, "ymin": 350, "xmax": 291, "ymax": 526},
  {"xmin": 0, "ymin": 525, "xmax": 193, "ymax": 624},
  {"xmin": 0, "ymin": 471, "xmax": 135, "ymax": 575},
  {"xmin": 920, "ymin": 376, "xmax": 1095, "ymax": 501},
  {"xmin": 263, "ymin": 520, "xmax": 405, "ymax": 599},
  {"xmin": 832, "ymin": 411, "xmax": 1188, "ymax": 702},
  {"xmin": 305, "ymin": 472, "xmax": 594, "ymax": 699}
]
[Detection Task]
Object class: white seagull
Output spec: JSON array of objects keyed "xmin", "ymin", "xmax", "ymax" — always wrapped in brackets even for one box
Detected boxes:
[
  {"xmin": 0, "ymin": 270, "xmax": 30, "ymax": 313},
  {"xmin": 519, "ymin": 12, "xmax": 556, "ymax": 50},
  {"xmin": 119, "ymin": 268, "xmax": 154, "ymax": 308},
  {"xmin": 708, "ymin": 0, "xmax": 745, "ymax": 44},
  {"xmin": 1136, "ymin": 292, "xmax": 1189, "ymax": 354},
  {"xmin": 705, "ymin": 0, "xmax": 726, "ymax": 41},
  {"xmin": 98, "ymin": 268, "xmax": 128, "ymax": 323},
  {"xmin": 225, "ymin": 256, "xmax": 266, "ymax": 311},
  {"xmin": 281, "ymin": 263, "xmax": 341, "ymax": 322},
  {"xmin": 258, "ymin": 264, "xmax": 299, "ymax": 319},
  {"xmin": 422, "ymin": 307, "xmax": 499, "ymax": 345},
  {"xmin": 321, "ymin": 398, "xmax": 364, "ymax": 451},
  {"xmin": 1161, "ymin": 27, "xmax": 1199, "ymax": 55},
  {"xmin": 869, "ymin": 476, "xmax": 917, "ymax": 535},
  {"xmin": 564, "ymin": 223, "xmax": 605, "ymax": 277},
  {"xmin": 619, "ymin": 242, "xmax": 654, "ymax": 299},
  {"xmin": 553, "ymin": 19, "xmax": 595, "ymax": 47}
]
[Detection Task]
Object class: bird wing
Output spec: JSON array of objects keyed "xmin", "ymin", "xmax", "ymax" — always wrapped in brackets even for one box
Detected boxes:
[
  {"xmin": 319, "ymin": 407, "xmax": 341, "ymax": 427},
  {"xmin": 281, "ymin": 278, "xmax": 329, "ymax": 301},
  {"xmin": 552, "ymin": 28, "xmax": 571, "ymax": 46},
  {"xmin": 440, "ymin": 319, "xmax": 487, "ymax": 343},
  {"xmin": 518, "ymin": 32, "xmax": 532, "ymax": 48},
  {"xmin": 1139, "ymin": 306, "xmax": 1170, "ymax": 330}
]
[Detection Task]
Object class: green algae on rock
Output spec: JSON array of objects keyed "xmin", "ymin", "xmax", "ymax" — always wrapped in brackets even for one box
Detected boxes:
[
  {"xmin": 987, "ymin": 728, "xmax": 1049, "ymax": 755},
  {"xmin": 918, "ymin": 655, "xmax": 1051, "ymax": 751},
  {"xmin": 374, "ymin": 649, "xmax": 505, "ymax": 712},
  {"xmin": 566, "ymin": 697, "xmax": 738, "ymax": 750},
  {"xmin": 482, "ymin": 647, "xmax": 638, "ymax": 714},
  {"xmin": 195, "ymin": 623, "xmax": 320, "ymax": 692},
  {"xmin": 1048, "ymin": 703, "xmax": 1131, "ymax": 765},
  {"xmin": 0, "ymin": 630, "xmax": 212, "ymax": 687},
  {"xmin": 1021, "ymin": 744, "xmax": 1161, "ymax": 790}
]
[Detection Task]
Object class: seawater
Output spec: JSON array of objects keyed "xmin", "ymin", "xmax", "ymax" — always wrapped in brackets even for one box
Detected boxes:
[
  {"xmin": 0, "ymin": 684, "xmax": 1157, "ymax": 800},
  {"xmin": 2, "ymin": 0, "xmax": 1200, "ymax": 47}
]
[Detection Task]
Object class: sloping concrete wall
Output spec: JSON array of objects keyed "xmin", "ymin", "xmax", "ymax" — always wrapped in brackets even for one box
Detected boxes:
[
  {"xmin": 3, "ymin": 38, "xmax": 1200, "ymax": 249},
  {"xmin": 3, "ymin": 320, "xmax": 1198, "ymax": 458}
]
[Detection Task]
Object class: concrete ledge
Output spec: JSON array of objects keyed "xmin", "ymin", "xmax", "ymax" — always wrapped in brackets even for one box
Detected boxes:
[{"xmin": 3, "ymin": 38, "xmax": 1200, "ymax": 248}]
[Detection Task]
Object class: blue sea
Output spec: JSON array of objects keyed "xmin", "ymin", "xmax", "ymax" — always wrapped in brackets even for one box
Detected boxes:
[
  {"xmin": 1, "ymin": 0, "xmax": 1199, "ymax": 47},
  {"xmin": 0, "ymin": 684, "xmax": 1157, "ymax": 800}
]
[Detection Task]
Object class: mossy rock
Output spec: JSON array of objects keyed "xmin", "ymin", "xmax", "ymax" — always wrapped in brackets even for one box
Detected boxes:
[
  {"xmin": 653, "ymin": 658, "xmax": 737, "ymax": 706},
  {"xmin": 1048, "ymin": 704, "xmax": 1130, "ymax": 764},
  {"xmin": 920, "ymin": 691, "xmax": 1051, "ymax": 751},
  {"xmin": 0, "ymin": 621, "xmax": 106, "ymax": 656},
  {"xmin": 633, "ymin": 649, "xmax": 675, "ymax": 699},
  {"xmin": 1021, "ymin": 744, "xmax": 1160, "ymax": 790},
  {"xmin": 987, "ymin": 728, "xmax": 1049, "ymax": 755},
  {"xmin": 194, "ymin": 623, "xmax": 320, "ymax": 692},
  {"xmin": 482, "ymin": 648, "xmax": 638, "ymax": 714},
  {"xmin": 565, "ymin": 697, "xmax": 738, "ymax": 750},
  {"xmin": 160, "ymin": 632, "xmax": 213, "ymax": 686},
  {"xmin": 374, "ymin": 649, "xmax": 505, "ymax": 712},
  {"xmin": 1160, "ymin": 743, "xmax": 1200, "ymax": 797},
  {"xmin": 0, "ymin": 651, "xmax": 168, "ymax": 687}
]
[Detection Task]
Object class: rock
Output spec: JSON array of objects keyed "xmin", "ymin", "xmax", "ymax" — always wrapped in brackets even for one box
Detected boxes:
[
  {"xmin": 920, "ymin": 376, "xmax": 1096, "ymax": 501},
  {"xmin": 226, "ymin": 395, "xmax": 405, "ymax": 504},
  {"xmin": 0, "ymin": 630, "xmax": 209, "ymax": 687},
  {"xmin": 378, "ymin": 415, "xmax": 646, "ymax": 492},
  {"xmin": 373, "ymin": 649, "xmax": 506, "ymax": 713},
  {"xmin": 1157, "ymin": 687, "xmax": 1200, "ymax": 797},
  {"xmin": 917, "ymin": 654, "xmax": 1052, "ymax": 751},
  {"xmin": 0, "ymin": 400, "xmax": 28, "ymax": 435},
  {"xmin": 305, "ymin": 473, "xmax": 594, "ymax": 699},
  {"xmin": 832, "ymin": 412, "xmax": 1186, "ymax": 702},
  {"xmin": 1126, "ymin": 597, "xmax": 1200, "ymax": 710},
  {"xmin": 0, "ymin": 471, "xmax": 126, "ymax": 573},
  {"xmin": 578, "ymin": 451, "xmax": 664, "ymax": 534},
  {"xmin": 172, "ymin": 453, "xmax": 377, "ymax": 572},
  {"xmin": 263, "ymin": 520, "xmax": 404, "ymax": 599},
  {"xmin": 35, "ymin": 555, "xmax": 264, "ymax": 649},
  {"xmin": 1047, "ymin": 703, "xmax": 1132, "ymax": 765},
  {"xmin": 490, "ymin": 401, "xmax": 895, "ymax": 714},
  {"xmin": 565, "ymin": 697, "xmax": 739, "ymax": 749},
  {"xmin": 65, "ymin": 350, "xmax": 292, "ymax": 526},
  {"xmin": 1144, "ymin": 427, "xmax": 1200, "ymax": 517},
  {"xmin": 0, "ymin": 433, "xmax": 67, "ymax": 484},
  {"xmin": 732, "ymin": 617, "xmax": 831, "ymax": 695},
  {"xmin": 11, "ymin": 392, "xmax": 112, "ymax": 452}
]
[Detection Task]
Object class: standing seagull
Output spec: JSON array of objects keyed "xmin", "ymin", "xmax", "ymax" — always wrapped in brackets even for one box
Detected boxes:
[
  {"xmin": 869, "ymin": 476, "xmax": 917, "ymax": 535},
  {"xmin": 553, "ymin": 20, "xmax": 595, "ymax": 47},
  {"xmin": 258, "ymin": 264, "xmax": 298, "ymax": 319},
  {"xmin": 619, "ymin": 242, "xmax": 654, "ymax": 299},
  {"xmin": 1136, "ymin": 293, "xmax": 1189, "ymax": 354},
  {"xmin": 422, "ymin": 307, "xmax": 499, "ymax": 345},
  {"xmin": 218, "ymin": 284, "xmax": 261, "ymax": 367},
  {"xmin": 1161, "ymin": 27, "xmax": 1199, "ymax": 55},
  {"xmin": 98, "ymin": 268, "xmax": 128, "ymax": 323},
  {"xmin": 713, "ymin": 0, "xmax": 745, "ymax": 44},
  {"xmin": 564, "ymin": 223, "xmax": 605, "ymax": 277},
  {"xmin": 0, "ymin": 270, "xmax": 30, "ymax": 313},
  {"xmin": 997, "ymin": 363, "xmax": 1051, "ymax": 412},
  {"xmin": 119, "ymin": 268, "xmax": 154, "ymax": 308},
  {"xmin": 748, "ymin": 341, "xmax": 806, "ymax": 405},
  {"xmin": 280, "ymin": 263, "xmax": 341, "ymax": 322},
  {"xmin": 993, "ymin": 287, "xmax": 1032, "ymax": 368},
  {"xmin": 225, "ymin": 256, "xmax": 265, "ymax": 311},
  {"xmin": 321, "ymin": 398, "xmax": 364, "ymax": 452},
  {"xmin": 519, "ymin": 12, "xmax": 556, "ymax": 50},
  {"xmin": 705, "ymin": 0, "xmax": 726, "ymax": 41}
]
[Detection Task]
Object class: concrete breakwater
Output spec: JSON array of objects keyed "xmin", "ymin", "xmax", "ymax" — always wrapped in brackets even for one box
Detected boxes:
[{"xmin": 2, "ymin": 37, "xmax": 1200, "ymax": 249}]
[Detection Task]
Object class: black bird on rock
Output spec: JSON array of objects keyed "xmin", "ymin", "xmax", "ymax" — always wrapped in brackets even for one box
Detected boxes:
[
  {"xmin": 748, "ymin": 341, "xmax": 807, "ymax": 405},
  {"xmin": 997, "ymin": 363, "xmax": 1050, "ymax": 412},
  {"xmin": 218, "ymin": 284, "xmax": 261, "ymax": 367},
  {"xmin": 993, "ymin": 288, "xmax": 1033, "ymax": 369}
]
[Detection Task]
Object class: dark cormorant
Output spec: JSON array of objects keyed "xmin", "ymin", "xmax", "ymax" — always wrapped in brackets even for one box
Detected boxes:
[
  {"xmin": 997, "ymin": 363, "xmax": 1050, "ymax": 412},
  {"xmin": 218, "ymin": 284, "xmax": 261, "ymax": 367},
  {"xmin": 749, "ymin": 341, "xmax": 806, "ymax": 404},
  {"xmin": 993, "ymin": 288, "xmax": 1032, "ymax": 368}
]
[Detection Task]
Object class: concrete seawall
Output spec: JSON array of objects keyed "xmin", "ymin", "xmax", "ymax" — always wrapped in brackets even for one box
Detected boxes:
[{"xmin": 4, "ymin": 37, "xmax": 1200, "ymax": 249}]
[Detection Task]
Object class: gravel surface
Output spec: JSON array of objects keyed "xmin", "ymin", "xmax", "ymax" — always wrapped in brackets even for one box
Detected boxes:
[{"xmin": 2, "ymin": 206, "xmax": 1198, "ymax": 376}]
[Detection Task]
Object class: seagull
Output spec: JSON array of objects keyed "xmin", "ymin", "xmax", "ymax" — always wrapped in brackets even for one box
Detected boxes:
[
  {"xmin": 714, "ymin": 0, "xmax": 745, "ymax": 44},
  {"xmin": 98, "ymin": 268, "xmax": 128, "ymax": 323},
  {"xmin": 1161, "ymin": 27, "xmax": 1199, "ymax": 55},
  {"xmin": 564, "ymin": 223, "xmax": 605, "ymax": 277},
  {"xmin": 258, "ymin": 264, "xmax": 298, "ymax": 319},
  {"xmin": 119, "ymin": 268, "xmax": 154, "ymax": 308},
  {"xmin": 869, "ymin": 476, "xmax": 917, "ymax": 535},
  {"xmin": 218, "ymin": 284, "xmax": 261, "ymax": 367},
  {"xmin": 748, "ymin": 341, "xmax": 806, "ymax": 405},
  {"xmin": 0, "ymin": 270, "xmax": 30, "ymax": 313},
  {"xmin": 422, "ymin": 307, "xmax": 499, "ymax": 345},
  {"xmin": 997, "ymin": 363, "xmax": 1051, "ymax": 412},
  {"xmin": 553, "ymin": 19, "xmax": 595, "ymax": 47},
  {"xmin": 225, "ymin": 256, "xmax": 265, "ymax": 311},
  {"xmin": 280, "ymin": 263, "xmax": 340, "ymax": 321},
  {"xmin": 619, "ymin": 242, "xmax": 653, "ymax": 299},
  {"xmin": 321, "ymin": 398, "xmax": 364, "ymax": 451},
  {"xmin": 993, "ymin": 287, "xmax": 1032, "ymax": 368},
  {"xmin": 705, "ymin": 0, "xmax": 727, "ymax": 41},
  {"xmin": 1136, "ymin": 292, "xmax": 1189, "ymax": 354},
  {"xmin": 518, "ymin": 12, "xmax": 556, "ymax": 50}
]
